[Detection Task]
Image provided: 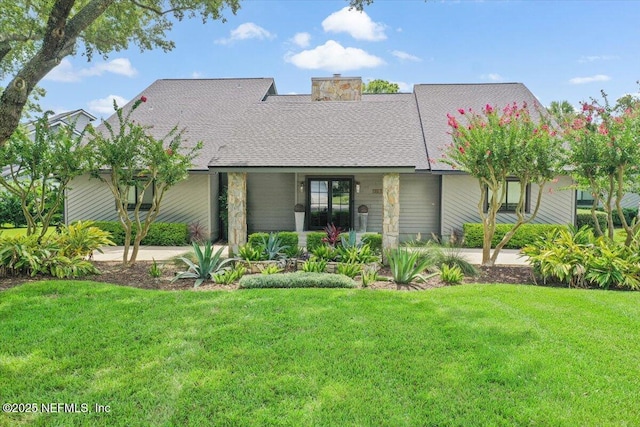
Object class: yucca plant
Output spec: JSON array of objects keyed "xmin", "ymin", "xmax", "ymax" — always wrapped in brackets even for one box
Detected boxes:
[
  {"xmin": 385, "ymin": 248, "xmax": 439, "ymax": 284},
  {"xmin": 173, "ymin": 241, "xmax": 235, "ymax": 287}
]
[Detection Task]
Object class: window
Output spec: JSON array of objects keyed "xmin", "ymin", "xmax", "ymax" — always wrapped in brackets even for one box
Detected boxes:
[
  {"xmin": 577, "ymin": 190, "xmax": 595, "ymax": 207},
  {"xmin": 307, "ymin": 178, "xmax": 353, "ymax": 230},
  {"xmin": 126, "ymin": 181, "xmax": 154, "ymax": 210},
  {"xmin": 485, "ymin": 179, "xmax": 529, "ymax": 213}
]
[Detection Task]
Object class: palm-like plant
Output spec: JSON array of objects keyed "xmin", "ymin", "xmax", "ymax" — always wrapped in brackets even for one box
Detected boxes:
[
  {"xmin": 386, "ymin": 248, "xmax": 439, "ymax": 284},
  {"xmin": 173, "ymin": 241, "xmax": 235, "ymax": 287}
]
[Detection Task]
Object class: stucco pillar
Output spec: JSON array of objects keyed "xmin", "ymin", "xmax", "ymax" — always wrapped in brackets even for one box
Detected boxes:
[
  {"xmin": 382, "ymin": 173, "xmax": 400, "ymax": 260},
  {"xmin": 227, "ymin": 172, "xmax": 247, "ymax": 255}
]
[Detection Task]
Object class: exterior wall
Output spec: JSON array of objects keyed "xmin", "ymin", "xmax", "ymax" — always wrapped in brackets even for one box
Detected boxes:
[
  {"xmin": 620, "ymin": 193, "xmax": 640, "ymax": 210},
  {"xmin": 440, "ymin": 174, "xmax": 576, "ymax": 237},
  {"xmin": 250, "ymin": 172, "xmax": 440, "ymax": 239},
  {"xmin": 399, "ymin": 173, "xmax": 441, "ymax": 241},
  {"xmin": 247, "ymin": 173, "xmax": 296, "ymax": 232},
  {"xmin": 66, "ymin": 173, "xmax": 211, "ymax": 234},
  {"xmin": 209, "ymin": 173, "xmax": 219, "ymax": 240}
]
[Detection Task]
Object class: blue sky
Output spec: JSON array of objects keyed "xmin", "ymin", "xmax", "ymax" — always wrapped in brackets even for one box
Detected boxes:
[{"xmin": 39, "ymin": 0, "xmax": 640, "ymax": 118}]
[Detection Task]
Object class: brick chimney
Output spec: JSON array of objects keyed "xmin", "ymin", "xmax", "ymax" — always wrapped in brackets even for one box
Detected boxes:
[{"xmin": 311, "ymin": 74, "xmax": 362, "ymax": 101}]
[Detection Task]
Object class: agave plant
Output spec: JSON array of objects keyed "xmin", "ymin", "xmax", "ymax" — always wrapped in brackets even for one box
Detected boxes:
[
  {"xmin": 340, "ymin": 229, "xmax": 361, "ymax": 249},
  {"xmin": 385, "ymin": 248, "xmax": 439, "ymax": 285},
  {"xmin": 259, "ymin": 233, "xmax": 290, "ymax": 260},
  {"xmin": 173, "ymin": 241, "xmax": 235, "ymax": 287}
]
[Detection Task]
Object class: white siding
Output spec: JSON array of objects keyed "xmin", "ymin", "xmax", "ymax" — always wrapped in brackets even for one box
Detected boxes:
[
  {"xmin": 247, "ymin": 173, "xmax": 296, "ymax": 232},
  {"xmin": 399, "ymin": 173, "xmax": 441, "ymax": 241},
  {"xmin": 440, "ymin": 174, "xmax": 575, "ymax": 237},
  {"xmin": 66, "ymin": 173, "xmax": 211, "ymax": 235}
]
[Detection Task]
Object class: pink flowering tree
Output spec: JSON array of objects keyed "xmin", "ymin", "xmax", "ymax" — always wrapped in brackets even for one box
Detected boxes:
[
  {"xmin": 565, "ymin": 92, "xmax": 640, "ymax": 244},
  {"xmin": 443, "ymin": 102, "xmax": 564, "ymax": 266},
  {"xmin": 87, "ymin": 96, "xmax": 202, "ymax": 266}
]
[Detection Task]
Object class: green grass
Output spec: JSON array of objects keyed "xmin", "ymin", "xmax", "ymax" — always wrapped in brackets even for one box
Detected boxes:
[
  {"xmin": 1, "ymin": 283, "xmax": 640, "ymax": 426},
  {"xmin": 0, "ymin": 227, "xmax": 56, "ymax": 238}
]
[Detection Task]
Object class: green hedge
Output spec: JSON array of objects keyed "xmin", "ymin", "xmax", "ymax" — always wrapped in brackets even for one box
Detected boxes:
[
  {"xmin": 305, "ymin": 232, "xmax": 327, "ymax": 251},
  {"xmin": 576, "ymin": 209, "xmax": 607, "ymax": 231},
  {"xmin": 596, "ymin": 207, "xmax": 638, "ymax": 227},
  {"xmin": 248, "ymin": 232, "xmax": 299, "ymax": 257},
  {"xmin": 92, "ymin": 221, "xmax": 189, "ymax": 246},
  {"xmin": 239, "ymin": 272, "xmax": 356, "ymax": 289},
  {"xmin": 361, "ymin": 233, "xmax": 382, "ymax": 254},
  {"xmin": 463, "ymin": 223, "xmax": 567, "ymax": 249}
]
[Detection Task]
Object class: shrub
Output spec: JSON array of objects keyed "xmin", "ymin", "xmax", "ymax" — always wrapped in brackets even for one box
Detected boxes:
[
  {"xmin": 322, "ymin": 223, "xmax": 343, "ymax": 247},
  {"xmin": 385, "ymin": 248, "xmax": 439, "ymax": 284},
  {"xmin": 92, "ymin": 221, "xmax": 189, "ymax": 246},
  {"xmin": 239, "ymin": 272, "xmax": 356, "ymax": 289},
  {"xmin": 440, "ymin": 264, "xmax": 464, "ymax": 285},
  {"xmin": 361, "ymin": 233, "xmax": 382, "ymax": 254},
  {"xmin": 311, "ymin": 244, "xmax": 337, "ymax": 261},
  {"xmin": 336, "ymin": 262, "xmax": 362, "ymax": 279},
  {"xmin": 305, "ymin": 232, "xmax": 327, "ymax": 251},
  {"xmin": 301, "ymin": 259, "xmax": 327, "ymax": 273},
  {"xmin": 420, "ymin": 243, "xmax": 478, "ymax": 276},
  {"xmin": 238, "ymin": 244, "xmax": 265, "ymax": 261},
  {"xmin": 336, "ymin": 244, "xmax": 379, "ymax": 264},
  {"xmin": 522, "ymin": 225, "xmax": 640, "ymax": 290},
  {"xmin": 0, "ymin": 191, "xmax": 26, "ymax": 227},
  {"xmin": 56, "ymin": 221, "xmax": 115, "ymax": 258},
  {"xmin": 597, "ymin": 207, "xmax": 639, "ymax": 227},
  {"xmin": 261, "ymin": 264, "xmax": 282, "ymax": 275},
  {"xmin": 576, "ymin": 209, "xmax": 607, "ymax": 231},
  {"xmin": 149, "ymin": 258, "xmax": 163, "ymax": 278},
  {"xmin": 213, "ymin": 265, "xmax": 246, "ymax": 285},
  {"xmin": 361, "ymin": 269, "xmax": 380, "ymax": 287},
  {"xmin": 463, "ymin": 223, "xmax": 566, "ymax": 249}
]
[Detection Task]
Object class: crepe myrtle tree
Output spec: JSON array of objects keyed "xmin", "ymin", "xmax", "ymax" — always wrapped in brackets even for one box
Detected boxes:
[
  {"xmin": 0, "ymin": 112, "xmax": 93, "ymax": 240},
  {"xmin": 565, "ymin": 91, "xmax": 640, "ymax": 244},
  {"xmin": 443, "ymin": 102, "xmax": 564, "ymax": 266},
  {"xmin": 87, "ymin": 96, "xmax": 202, "ymax": 267}
]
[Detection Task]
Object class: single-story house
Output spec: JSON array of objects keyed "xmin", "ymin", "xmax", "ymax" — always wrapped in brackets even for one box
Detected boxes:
[{"xmin": 65, "ymin": 76, "xmax": 577, "ymax": 252}]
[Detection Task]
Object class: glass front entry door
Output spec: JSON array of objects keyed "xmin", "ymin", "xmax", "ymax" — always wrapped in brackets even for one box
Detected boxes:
[{"xmin": 308, "ymin": 178, "xmax": 353, "ymax": 230}]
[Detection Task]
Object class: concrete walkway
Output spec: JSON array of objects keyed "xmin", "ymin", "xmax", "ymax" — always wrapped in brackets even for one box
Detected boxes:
[{"xmin": 92, "ymin": 245, "xmax": 528, "ymax": 266}]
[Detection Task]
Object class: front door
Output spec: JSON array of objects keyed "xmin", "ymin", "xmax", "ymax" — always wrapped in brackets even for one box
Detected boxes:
[{"xmin": 307, "ymin": 178, "xmax": 353, "ymax": 230}]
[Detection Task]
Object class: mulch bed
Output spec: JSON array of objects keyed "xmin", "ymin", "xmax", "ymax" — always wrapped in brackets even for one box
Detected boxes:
[{"xmin": 0, "ymin": 261, "xmax": 538, "ymax": 292}]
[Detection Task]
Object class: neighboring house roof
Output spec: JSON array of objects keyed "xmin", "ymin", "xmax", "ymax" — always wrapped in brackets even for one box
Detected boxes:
[
  {"xmin": 97, "ymin": 78, "xmax": 277, "ymax": 170},
  {"xmin": 96, "ymin": 79, "xmax": 544, "ymax": 173},
  {"xmin": 414, "ymin": 83, "xmax": 543, "ymax": 172}
]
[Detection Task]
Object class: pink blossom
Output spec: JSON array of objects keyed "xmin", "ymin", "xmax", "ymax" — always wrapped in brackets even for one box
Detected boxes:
[
  {"xmin": 459, "ymin": 146, "xmax": 465, "ymax": 154},
  {"xmin": 484, "ymin": 104, "xmax": 494, "ymax": 114},
  {"xmin": 447, "ymin": 113, "xmax": 459, "ymax": 129},
  {"xmin": 598, "ymin": 124, "xmax": 608, "ymax": 135},
  {"xmin": 140, "ymin": 96, "xmax": 147, "ymax": 103},
  {"xmin": 458, "ymin": 108, "xmax": 465, "ymax": 115}
]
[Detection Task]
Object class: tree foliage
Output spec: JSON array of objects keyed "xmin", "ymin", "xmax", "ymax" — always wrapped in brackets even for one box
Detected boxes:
[
  {"xmin": 363, "ymin": 79, "xmax": 400, "ymax": 94},
  {"xmin": 87, "ymin": 96, "xmax": 201, "ymax": 266},
  {"xmin": 564, "ymin": 91, "xmax": 640, "ymax": 244},
  {"xmin": 0, "ymin": 0, "xmax": 243, "ymax": 148},
  {"xmin": 443, "ymin": 103, "xmax": 564, "ymax": 266},
  {"xmin": 548, "ymin": 100, "xmax": 576, "ymax": 126},
  {"xmin": 0, "ymin": 113, "xmax": 92, "ymax": 239}
]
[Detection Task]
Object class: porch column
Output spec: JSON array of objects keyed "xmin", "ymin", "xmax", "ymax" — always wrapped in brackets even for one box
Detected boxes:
[
  {"xmin": 227, "ymin": 172, "xmax": 247, "ymax": 255},
  {"xmin": 382, "ymin": 173, "xmax": 400, "ymax": 259}
]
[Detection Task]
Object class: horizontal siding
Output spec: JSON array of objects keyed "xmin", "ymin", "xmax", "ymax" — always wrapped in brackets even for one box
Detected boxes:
[
  {"xmin": 441, "ymin": 174, "xmax": 575, "ymax": 237},
  {"xmin": 399, "ymin": 173, "xmax": 440, "ymax": 241},
  {"xmin": 247, "ymin": 173, "xmax": 295, "ymax": 232},
  {"xmin": 209, "ymin": 174, "xmax": 219, "ymax": 240},
  {"xmin": 66, "ymin": 173, "xmax": 211, "ymax": 234}
]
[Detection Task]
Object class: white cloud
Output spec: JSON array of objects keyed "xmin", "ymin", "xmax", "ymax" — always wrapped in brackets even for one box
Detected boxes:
[
  {"xmin": 393, "ymin": 81, "xmax": 411, "ymax": 92},
  {"xmin": 569, "ymin": 74, "xmax": 611, "ymax": 85},
  {"xmin": 391, "ymin": 50, "xmax": 421, "ymax": 62},
  {"xmin": 44, "ymin": 58, "xmax": 137, "ymax": 82},
  {"xmin": 579, "ymin": 55, "xmax": 619, "ymax": 63},
  {"xmin": 191, "ymin": 71, "xmax": 204, "ymax": 78},
  {"xmin": 87, "ymin": 95, "xmax": 129, "ymax": 115},
  {"xmin": 481, "ymin": 73, "xmax": 504, "ymax": 82},
  {"xmin": 291, "ymin": 32, "xmax": 311, "ymax": 48},
  {"xmin": 215, "ymin": 22, "xmax": 275, "ymax": 45},
  {"xmin": 285, "ymin": 40, "xmax": 385, "ymax": 71},
  {"xmin": 322, "ymin": 7, "xmax": 386, "ymax": 41}
]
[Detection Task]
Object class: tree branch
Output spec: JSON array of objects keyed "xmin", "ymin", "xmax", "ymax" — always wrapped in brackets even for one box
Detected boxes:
[{"xmin": 129, "ymin": 0, "xmax": 188, "ymax": 16}]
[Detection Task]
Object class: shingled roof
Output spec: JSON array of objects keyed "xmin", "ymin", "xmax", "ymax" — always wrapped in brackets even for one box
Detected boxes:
[
  {"xmin": 99, "ymin": 79, "xmax": 542, "ymax": 173},
  {"xmin": 414, "ymin": 83, "xmax": 543, "ymax": 172},
  {"xmin": 210, "ymin": 92, "xmax": 429, "ymax": 170}
]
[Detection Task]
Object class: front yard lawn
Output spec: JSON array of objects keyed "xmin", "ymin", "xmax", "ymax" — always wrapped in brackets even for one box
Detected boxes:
[{"xmin": 1, "ymin": 282, "xmax": 639, "ymax": 426}]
